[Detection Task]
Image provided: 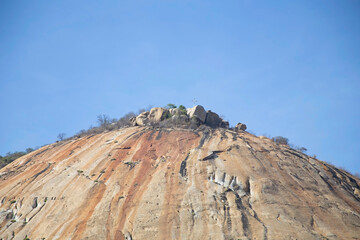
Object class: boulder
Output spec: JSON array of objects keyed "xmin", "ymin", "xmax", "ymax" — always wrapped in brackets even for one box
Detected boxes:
[
  {"xmin": 171, "ymin": 114, "xmax": 189, "ymax": 125},
  {"xmin": 221, "ymin": 120, "xmax": 229, "ymax": 129},
  {"xmin": 205, "ymin": 111, "xmax": 223, "ymax": 128},
  {"xmin": 148, "ymin": 107, "xmax": 169, "ymax": 122},
  {"xmin": 135, "ymin": 112, "xmax": 150, "ymax": 126},
  {"xmin": 129, "ymin": 117, "xmax": 137, "ymax": 126},
  {"xmin": 169, "ymin": 108, "xmax": 186, "ymax": 116},
  {"xmin": 235, "ymin": 123, "xmax": 247, "ymax": 131},
  {"xmin": 169, "ymin": 108, "xmax": 177, "ymax": 115},
  {"xmin": 187, "ymin": 105, "xmax": 206, "ymax": 123}
]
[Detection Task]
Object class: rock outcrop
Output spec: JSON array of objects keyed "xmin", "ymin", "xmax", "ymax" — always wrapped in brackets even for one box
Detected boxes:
[
  {"xmin": 205, "ymin": 111, "xmax": 223, "ymax": 128},
  {"xmin": 0, "ymin": 126, "xmax": 359, "ymax": 239},
  {"xmin": 186, "ymin": 105, "xmax": 207, "ymax": 123},
  {"xmin": 132, "ymin": 105, "xmax": 229, "ymax": 130}
]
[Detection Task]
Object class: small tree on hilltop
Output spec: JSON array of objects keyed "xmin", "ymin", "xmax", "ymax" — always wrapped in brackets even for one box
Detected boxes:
[
  {"xmin": 57, "ymin": 133, "xmax": 66, "ymax": 141},
  {"xmin": 165, "ymin": 103, "xmax": 177, "ymax": 109},
  {"xmin": 299, "ymin": 147, "xmax": 307, "ymax": 153},
  {"xmin": 26, "ymin": 148, "xmax": 34, "ymax": 153},
  {"xmin": 97, "ymin": 114, "xmax": 110, "ymax": 127},
  {"xmin": 178, "ymin": 105, "xmax": 187, "ymax": 115}
]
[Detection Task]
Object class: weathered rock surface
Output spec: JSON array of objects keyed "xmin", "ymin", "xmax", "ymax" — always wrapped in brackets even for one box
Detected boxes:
[
  {"xmin": 169, "ymin": 108, "xmax": 183, "ymax": 116},
  {"xmin": 221, "ymin": 120, "xmax": 229, "ymax": 129},
  {"xmin": 171, "ymin": 114, "xmax": 189, "ymax": 125},
  {"xmin": 129, "ymin": 117, "xmax": 136, "ymax": 126},
  {"xmin": 235, "ymin": 122, "xmax": 247, "ymax": 131},
  {"xmin": 0, "ymin": 127, "xmax": 359, "ymax": 239},
  {"xmin": 135, "ymin": 111, "xmax": 150, "ymax": 126},
  {"xmin": 205, "ymin": 111, "xmax": 223, "ymax": 128},
  {"xmin": 148, "ymin": 107, "xmax": 169, "ymax": 122},
  {"xmin": 187, "ymin": 105, "xmax": 207, "ymax": 123}
]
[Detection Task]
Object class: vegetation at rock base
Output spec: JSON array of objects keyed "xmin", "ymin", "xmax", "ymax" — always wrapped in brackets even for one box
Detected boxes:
[
  {"xmin": 0, "ymin": 148, "xmax": 35, "ymax": 169},
  {"xmin": 164, "ymin": 111, "xmax": 172, "ymax": 119}
]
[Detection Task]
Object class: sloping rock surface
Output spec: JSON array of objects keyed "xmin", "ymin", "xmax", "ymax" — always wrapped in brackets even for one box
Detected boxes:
[{"xmin": 0, "ymin": 127, "xmax": 359, "ymax": 240}]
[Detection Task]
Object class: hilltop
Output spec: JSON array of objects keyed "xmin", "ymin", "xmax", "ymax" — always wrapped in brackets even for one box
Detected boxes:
[{"xmin": 0, "ymin": 106, "xmax": 359, "ymax": 239}]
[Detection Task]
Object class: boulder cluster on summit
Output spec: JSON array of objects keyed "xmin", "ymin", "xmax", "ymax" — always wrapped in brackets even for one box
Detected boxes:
[{"xmin": 129, "ymin": 105, "xmax": 247, "ymax": 130}]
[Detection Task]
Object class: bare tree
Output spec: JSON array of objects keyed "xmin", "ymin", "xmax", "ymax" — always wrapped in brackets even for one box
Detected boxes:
[
  {"xmin": 57, "ymin": 133, "xmax": 66, "ymax": 141},
  {"xmin": 26, "ymin": 148, "xmax": 34, "ymax": 153},
  {"xmin": 272, "ymin": 136, "xmax": 289, "ymax": 145},
  {"xmin": 97, "ymin": 114, "xmax": 110, "ymax": 127}
]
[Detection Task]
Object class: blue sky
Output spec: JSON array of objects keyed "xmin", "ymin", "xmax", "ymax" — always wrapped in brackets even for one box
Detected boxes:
[{"xmin": 0, "ymin": 1, "xmax": 359, "ymax": 174}]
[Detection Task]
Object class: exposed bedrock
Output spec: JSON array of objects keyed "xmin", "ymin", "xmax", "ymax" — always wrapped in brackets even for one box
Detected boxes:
[{"xmin": 0, "ymin": 127, "xmax": 359, "ymax": 239}]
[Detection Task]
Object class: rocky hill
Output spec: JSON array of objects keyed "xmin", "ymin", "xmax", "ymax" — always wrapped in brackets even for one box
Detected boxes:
[{"xmin": 0, "ymin": 106, "xmax": 359, "ymax": 239}]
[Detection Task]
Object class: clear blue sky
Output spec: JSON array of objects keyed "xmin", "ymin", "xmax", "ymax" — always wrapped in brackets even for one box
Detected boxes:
[{"xmin": 0, "ymin": 1, "xmax": 359, "ymax": 174}]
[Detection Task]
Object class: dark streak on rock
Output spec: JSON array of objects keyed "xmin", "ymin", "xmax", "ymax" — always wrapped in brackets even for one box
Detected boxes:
[
  {"xmin": 200, "ymin": 150, "xmax": 224, "ymax": 161},
  {"xmin": 31, "ymin": 163, "xmax": 51, "ymax": 180},
  {"xmin": 226, "ymin": 144, "xmax": 240, "ymax": 152},
  {"xmin": 320, "ymin": 175, "xmax": 336, "ymax": 194},
  {"xmin": 220, "ymin": 130, "xmax": 228, "ymax": 140},
  {"xmin": 220, "ymin": 193, "xmax": 232, "ymax": 231},
  {"xmin": 156, "ymin": 131, "xmax": 163, "ymax": 140},
  {"xmin": 247, "ymin": 200, "xmax": 268, "ymax": 240},
  {"xmin": 197, "ymin": 129, "xmax": 211, "ymax": 149},
  {"xmin": 147, "ymin": 130, "xmax": 157, "ymax": 140},
  {"xmin": 234, "ymin": 193, "xmax": 251, "ymax": 238},
  {"xmin": 17, "ymin": 148, "xmax": 49, "ymax": 170},
  {"xmin": 86, "ymin": 135, "xmax": 95, "ymax": 139},
  {"xmin": 179, "ymin": 153, "xmax": 190, "ymax": 178},
  {"xmin": 321, "ymin": 167, "xmax": 360, "ymax": 202},
  {"xmin": 241, "ymin": 137, "xmax": 267, "ymax": 173},
  {"xmin": 284, "ymin": 149, "xmax": 307, "ymax": 160},
  {"xmin": 28, "ymin": 203, "xmax": 46, "ymax": 222},
  {"xmin": 200, "ymin": 153, "xmax": 218, "ymax": 161},
  {"xmin": 244, "ymin": 177, "xmax": 251, "ymax": 195},
  {"xmin": 32, "ymin": 197, "xmax": 38, "ymax": 209}
]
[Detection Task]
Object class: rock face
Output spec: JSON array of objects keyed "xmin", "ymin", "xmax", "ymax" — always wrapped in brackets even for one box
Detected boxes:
[
  {"xmin": 205, "ymin": 111, "xmax": 223, "ymax": 128},
  {"xmin": 0, "ymin": 127, "xmax": 359, "ymax": 240}
]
